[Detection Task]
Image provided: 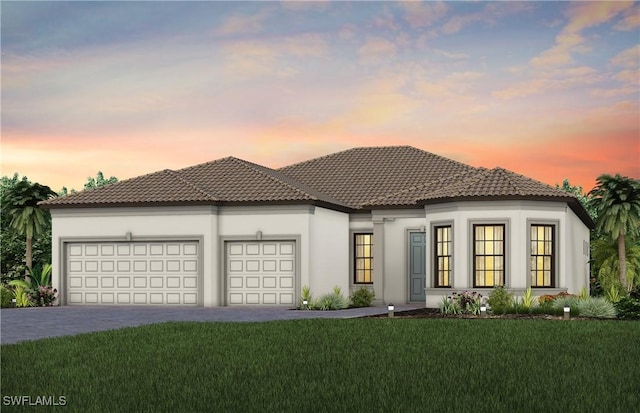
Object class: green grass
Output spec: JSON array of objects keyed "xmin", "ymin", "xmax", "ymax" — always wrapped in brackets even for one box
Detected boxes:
[{"xmin": 2, "ymin": 319, "xmax": 639, "ymax": 412}]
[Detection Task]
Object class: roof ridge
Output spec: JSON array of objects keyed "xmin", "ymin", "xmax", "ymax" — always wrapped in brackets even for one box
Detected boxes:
[
  {"xmin": 278, "ymin": 145, "xmax": 417, "ymax": 171},
  {"xmin": 230, "ymin": 157, "xmax": 352, "ymax": 207},
  {"xmin": 165, "ymin": 169, "xmax": 219, "ymax": 201},
  {"xmin": 364, "ymin": 167, "xmax": 480, "ymax": 206},
  {"xmin": 228, "ymin": 157, "xmax": 321, "ymax": 201},
  {"xmin": 491, "ymin": 167, "xmax": 575, "ymax": 198}
]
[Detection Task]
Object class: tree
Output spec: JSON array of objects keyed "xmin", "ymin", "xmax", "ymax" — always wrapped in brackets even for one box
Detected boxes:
[
  {"xmin": 84, "ymin": 171, "xmax": 118, "ymax": 190},
  {"xmin": 588, "ymin": 174, "xmax": 640, "ymax": 291},
  {"xmin": 556, "ymin": 179, "xmax": 597, "ymax": 221},
  {"xmin": 58, "ymin": 171, "xmax": 118, "ymax": 195},
  {"xmin": 2, "ymin": 180, "xmax": 57, "ymax": 272}
]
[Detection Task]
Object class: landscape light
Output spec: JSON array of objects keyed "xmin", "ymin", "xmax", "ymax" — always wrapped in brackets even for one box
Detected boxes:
[
  {"xmin": 480, "ymin": 305, "xmax": 487, "ymax": 318},
  {"xmin": 302, "ymin": 299, "xmax": 308, "ymax": 309},
  {"xmin": 388, "ymin": 303, "xmax": 395, "ymax": 318},
  {"xmin": 563, "ymin": 306, "xmax": 571, "ymax": 320}
]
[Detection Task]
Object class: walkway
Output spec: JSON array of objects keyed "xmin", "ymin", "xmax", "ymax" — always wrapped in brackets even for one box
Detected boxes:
[{"xmin": 0, "ymin": 304, "xmax": 419, "ymax": 344}]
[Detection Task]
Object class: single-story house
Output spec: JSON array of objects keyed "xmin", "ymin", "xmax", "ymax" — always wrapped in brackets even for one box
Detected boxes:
[{"xmin": 40, "ymin": 146, "xmax": 594, "ymax": 307}]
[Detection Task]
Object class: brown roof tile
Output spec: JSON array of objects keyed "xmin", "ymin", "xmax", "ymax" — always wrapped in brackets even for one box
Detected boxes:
[
  {"xmin": 39, "ymin": 146, "xmax": 594, "ymax": 227},
  {"xmin": 278, "ymin": 146, "xmax": 477, "ymax": 209},
  {"xmin": 420, "ymin": 167, "xmax": 575, "ymax": 202},
  {"xmin": 40, "ymin": 169, "xmax": 218, "ymax": 207}
]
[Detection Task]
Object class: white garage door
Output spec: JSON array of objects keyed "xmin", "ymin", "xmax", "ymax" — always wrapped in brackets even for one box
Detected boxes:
[
  {"xmin": 66, "ymin": 241, "xmax": 199, "ymax": 305},
  {"xmin": 226, "ymin": 241, "xmax": 296, "ymax": 305}
]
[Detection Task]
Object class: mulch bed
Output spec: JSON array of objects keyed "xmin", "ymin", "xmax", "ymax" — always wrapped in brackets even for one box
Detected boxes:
[{"xmin": 366, "ymin": 307, "xmax": 567, "ymax": 320}]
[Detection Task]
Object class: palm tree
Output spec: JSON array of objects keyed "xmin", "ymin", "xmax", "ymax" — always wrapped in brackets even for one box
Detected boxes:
[
  {"xmin": 589, "ymin": 174, "xmax": 640, "ymax": 291},
  {"xmin": 2, "ymin": 181, "xmax": 57, "ymax": 272}
]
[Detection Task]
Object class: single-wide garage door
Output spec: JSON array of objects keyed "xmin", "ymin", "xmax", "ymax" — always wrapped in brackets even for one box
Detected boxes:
[
  {"xmin": 66, "ymin": 241, "xmax": 199, "ymax": 305},
  {"xmin": 226, "ymin": 241, "xmax": 295, "ymax": 305}
]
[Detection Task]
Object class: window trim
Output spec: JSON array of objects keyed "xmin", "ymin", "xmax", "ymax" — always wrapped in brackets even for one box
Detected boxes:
[
  {"xmin": 433, "ymin": 224, "xmax": 453, "ymax": 288},
  {"xmin": 470, "ymin": 220, "xmax": 509, "ymax": 288},
  {"xmin": 527, "ymin": 220, "xmax": 559, "ymax": 289},
  {"xmin": 353, "ymin": 232, "xmax": 373, "ymax": 284}
]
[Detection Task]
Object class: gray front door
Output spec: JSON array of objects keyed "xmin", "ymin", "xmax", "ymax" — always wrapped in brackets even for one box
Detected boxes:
[{"xmin": 409, "ymin": 232, "xmax": 426, "ymax": 302}]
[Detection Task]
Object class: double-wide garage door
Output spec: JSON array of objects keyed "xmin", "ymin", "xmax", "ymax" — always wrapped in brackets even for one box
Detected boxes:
[
  {"xmin": 66, "ymin": 241, "xmax": 199, "ymax": 305},
  {"xmin": 226, "ymin": 241, "xmax": 296, "ymax": 305}
]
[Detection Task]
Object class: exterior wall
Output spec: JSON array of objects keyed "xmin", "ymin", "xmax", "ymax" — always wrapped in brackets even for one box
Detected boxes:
[
  {"xmin": 309, "ymin": 207, "xmax": 349, "ymax": 297},
  {"xmin": 50, "ymin": 206, "xmax": 217, "ymax": 305},
  {"xmin": 373, "ymin": 210, "xmax": 426, "ymax": 305},
  {"xmin": 212, "ymin": 205, "xmax": 312, "ymax": 306},
  {"xmin": 51, "ymin": 204, "xmax": 351, "ymax": 307},
  {"xmin": 423, "ymin": 201, "xmax": 591, "ymax": 308},
  {"xmin": 49, "ymin": 200, "xmax": 590, "ymax": 309}
]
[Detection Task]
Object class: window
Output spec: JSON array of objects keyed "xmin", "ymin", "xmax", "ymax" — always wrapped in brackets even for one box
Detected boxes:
[
  {"xmin": 473, "ymin": 224, "xmax": 505, "ymax": 287},
  {"xmin": 434, "ymin": 226, "xmax": 452, "ymax": 287},
  {"xmin": 354, "ymin": 233, "xmax": 373, "ymax": 284},
  {"xmin": 530, "ymin": 225, "xmax": 555, "ymax": 287}
]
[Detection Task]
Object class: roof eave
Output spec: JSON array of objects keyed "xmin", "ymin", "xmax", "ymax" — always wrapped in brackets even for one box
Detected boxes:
[{"xmin": 419, "ymin": 195, "xmax": 595, "ymax": 229}]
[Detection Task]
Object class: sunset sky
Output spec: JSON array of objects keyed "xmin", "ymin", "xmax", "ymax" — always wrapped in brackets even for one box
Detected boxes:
[{"xmin": 2, "ymin": 1, "xmax": 639, "ymax": 194}]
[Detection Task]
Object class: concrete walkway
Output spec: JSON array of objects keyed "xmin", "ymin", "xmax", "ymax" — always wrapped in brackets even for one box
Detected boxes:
[{"xmin": 0, "ymin": 305, "xmax": 420, "ymax": 344}]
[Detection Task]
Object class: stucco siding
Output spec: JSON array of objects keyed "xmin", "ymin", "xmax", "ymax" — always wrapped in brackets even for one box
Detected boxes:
[
  {"xmin": 309, "ymin": 207, "xmax": 349, "ymax": 298},
  {"xmin": 423, "ymin": 201, "xmax": 591, "ymax": 307},
  {"xmin": 50, "ymin": 206, "xmax": 216, "ymax": 305}
]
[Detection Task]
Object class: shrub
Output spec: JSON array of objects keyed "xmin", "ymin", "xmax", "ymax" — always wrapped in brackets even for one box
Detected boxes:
[
  {"xmin": 299, "ymin": 285, "xmax": 313, "ymax": 309},
  {"xmin": 317, "ymin": 286, "xmax": 349, "ymax": 310},
  {"xmin": 31, "ymin": 285, "xmax": 58, "ymax": 306},
  {"xmin": 438, "ymin": 296, "xmax": 462, "ymax": 315},
  {"xmin": 350, "ymin": 287, "xmax": 375, "ymax": 308},
  {"xmin": 575, "ymin": 297, "xmax": 616, "ymax": 318},
  {"xmin": 488, "ymin": 287, "xmax": 513, "ymax": 314},
  {"xmin": 615, "ymin": 297, "xmax": 640, "ymax": 319},
  {"xmin": 521, "ymin": 287, "xmax": 538, "ymax": 309},
  {"xmin": 552, "ymin": 296, "xmax": 581, "ymax": 316},
  {"xmin": 1, "ymin": 284, "xmax": 13, "ymax": 308}
]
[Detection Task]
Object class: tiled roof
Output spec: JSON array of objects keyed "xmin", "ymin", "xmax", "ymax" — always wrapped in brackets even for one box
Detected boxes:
[
  {"xmin": 40, "ymin": 169, "xmax": 218, "ymax": 207},
  {"xmin": 278, "ymin": 146, "xmax": 477, "ymax": 209},
  {"xmin": 175, "ymin": 157, "xmax": 349, "ymax": 206},
  {"xmin": 39, "ymin": 146, "xmax": 593, "ymax": 228},
  {"xmin": 420, "ymin": 167, "xmax": 575, "ymax": 202}
]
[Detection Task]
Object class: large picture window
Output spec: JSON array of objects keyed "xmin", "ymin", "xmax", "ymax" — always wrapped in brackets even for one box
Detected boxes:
[
  {"xmin": 530, "ymin": 225, "xmax": 555, "ymax": 287},
  {"xmin": 354, "ymin": 233, "xmax": 373, "ymax": 284},
  {"xmin": 473, "ymin": 224, "xmax": 505, "ymax": 287},
  {"xmin": 434, "ymin": 226, "xmax": 452, "ymax": 287}
]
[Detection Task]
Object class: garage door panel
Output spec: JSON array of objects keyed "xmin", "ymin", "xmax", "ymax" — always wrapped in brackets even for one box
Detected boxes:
[
  {"xmin": 66, "ymin": 241, "xmax": 199, "ymax": 306},
  {"xmin": 226, "ymin": 240, "xmax": 296, "ymax": 306}
]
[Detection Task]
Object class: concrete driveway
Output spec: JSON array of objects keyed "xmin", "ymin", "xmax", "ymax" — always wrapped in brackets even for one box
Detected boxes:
[{"xmin": 1, "ymin": 304, "xmax": 419, "ymax": 344}]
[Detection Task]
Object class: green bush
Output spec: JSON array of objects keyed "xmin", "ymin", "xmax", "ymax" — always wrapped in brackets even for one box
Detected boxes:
[
  {"xmin": 615, "ymin": 297, "xmax": 640, "ymax": 319},
  {"xmin": 576, "ymin": 297, "xmax": 616, "ymax": 318},
  {"xmin": 317, "ymin": 286, "xmax": 349, "ymax": 310},
  {"xmin": 299, "ymin": 285, "xmax": 313, "ymax": 309},
  {"xmin": 552, "ymin": 296, "xmax": 581, "ymax": 316},
  {"xmin": 349, "ymin": 287, "xmax": 375, "ymax": 308},
  {"xmin": 438, "ymin": 296, "xmax": 462, "ymax": 315},
  {"xmin": 1, "ymin": 284, "xmax": 13, "ymax": 308},
  {"xmin": 488, "ymin": 287, "xmax": 513, "ymax": 314}
]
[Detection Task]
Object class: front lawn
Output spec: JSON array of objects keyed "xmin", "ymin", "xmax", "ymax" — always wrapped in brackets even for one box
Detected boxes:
[{"xmin": 2, "ymin": 319, "xmax": 639, "ymax": 412}]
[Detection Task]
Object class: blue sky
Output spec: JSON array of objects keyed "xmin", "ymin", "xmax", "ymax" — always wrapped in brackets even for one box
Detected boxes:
[{"xmin": 2, "ymin": 1, "xmax": 638, "ymax": 192}]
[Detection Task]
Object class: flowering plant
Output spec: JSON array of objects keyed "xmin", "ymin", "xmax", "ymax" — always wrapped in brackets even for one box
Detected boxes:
[{"xmin": 31, "ymin": 285, "xmax": 58, "ymax": 306}]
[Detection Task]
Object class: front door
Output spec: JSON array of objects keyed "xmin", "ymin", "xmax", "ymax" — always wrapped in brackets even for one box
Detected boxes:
[{"xmin": 409, "ymin": 232, "xmax": 426, "ymax": 302}]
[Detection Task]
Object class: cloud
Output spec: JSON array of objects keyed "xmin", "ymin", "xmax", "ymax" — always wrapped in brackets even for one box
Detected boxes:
[
  {"xmin": 611, "ymin": 44, "xmax": 640, "ymax": 68},
  {"xmin": 357, "ymin": 36, "xmax": 397, "ymax": 64},
  {"xmin": 442, "ymin": 2, "xmax": 534, "ymax": 34},
  {"xmin": 433, "ymin": 49, "xmax": 469, "ymax": 60},
  {"xmin": 531, "ymin": 1, "xmax": 634, "ymax": 68},
  {"xmin": 400, "ymin": 1, "xmax": 448, "ymax": 28},
  {"xmin": 216, "ymin": 8, "xmax": 272, "ymax": 36},
  {"xmin": 417, "ymin": 71, "xmax": 484, "ymax": 99},
  {"xmin": 614, "ymin": 3, "xmax": 640, "ymax": 30},
  {"xmin": 493, "ymin": 66, "xmax": 602, "ymax": 100}
]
